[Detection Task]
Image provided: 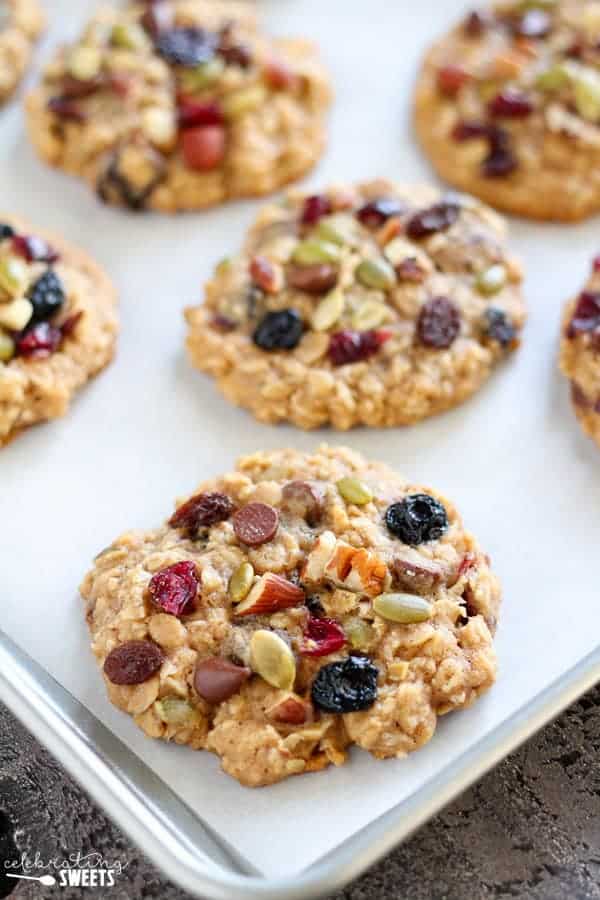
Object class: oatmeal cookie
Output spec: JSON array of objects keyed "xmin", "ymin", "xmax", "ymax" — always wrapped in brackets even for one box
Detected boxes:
[
  {"xmin": 25, "ymin": 1, "xmax": 331, "ymax": 212},
  {"xmin": 0, "ymin": 217, "xmax": 118, "ymax": 445},
  {"xmin": 184, "ymin": 179, "xmax": 525, "ymax": 430},
  {"xmin": 81, "ymin": 445, "xmax": 501, "ymax": 788},
  {"xmin": 559, "ymin": 255, "xmax": 600, "ymax": 447},
  {"xmin": 0, "ymin": 0, "xmax": 44, "ymax": 103},
  {"xmin": 414, "ymin": 0, "xmax": 600, "ymax": 222}
]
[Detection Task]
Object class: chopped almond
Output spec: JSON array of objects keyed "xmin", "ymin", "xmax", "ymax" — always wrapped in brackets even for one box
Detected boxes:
[{"xmin": 234, "ymin": 573, "xmax": 304, "ymax": 616}]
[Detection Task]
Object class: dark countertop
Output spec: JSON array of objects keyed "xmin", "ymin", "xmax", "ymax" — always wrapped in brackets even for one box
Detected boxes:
[{"xmin": 1, "ymin": 689, "xmax": 599, "ymax": 900}]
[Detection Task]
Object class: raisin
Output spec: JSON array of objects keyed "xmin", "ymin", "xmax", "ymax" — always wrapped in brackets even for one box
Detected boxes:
[
  {"xmin": 567, "ymin": 292, "xmax": 600, "ymax": 338},
  {"xmin": 178, "ymin": 99, "xmax": 224, "ymax": 129},
  {"xmin": 385, "ymin": 494, "xmax": 449, "ymax": 545},
  {"xmin": 233, "ymin": 502, "xmax": 279, "ymax": 546},
  {"xmin": 155, "ymin": 27, "xmax": 216, "ymax": 66},
  {"xmin": 194, "ymin": 657, "xmax": 250, "ymax": 703},
  {"xmin": 311, "ymin": 656, "xmax": 378, "ymax": 713},
  {"xmin": 300, "ymin": 194, "xmax": 332, "ymax": 226},
  {"xmin": 301, "ymin": 616, "xmax": 346, "ymax": 657},
  {"xmin": 253, "ymin": 309, "xmax": 304, "ymax": 351},
  {"xmin": 148, "ymin": 561, "xmax": 199, "ymax": 616},
  {"xmin": 484, "ymin": 307, "xmax": 516, "ymax": 347},
  {"xmin": 406, "ymin": 202, "xmax": 460, "ymax": 239},
  {"xmin": 356, "ymin": 197, "xmax": 405, "ymax": 229},
  {"xmin": 452, "ymin": 120, "xmax": 490, "ymax": 142},
  {"xmin": 169, "ymin": 491, "xmax": 234, "ymax": 532},
  {"xmin": 103, "ymin": 640, "xmax": 164, "ymax": 685},
  {"xmin": 27, "ymin": 270, "xmax": 65, "ymax": 323},
  {"xmin": 16, "ymin": 322, "xmax": 62, "ymax": 359},
  {"xmin": 12, "ymin": 234, "xmax": 59, "ymax": 263},
  {"xmin": 327, "ymin": 328, "xmax": 392, "ymax": 366},
  {"xmin": 417, "ymin": 297, "xmax": 461, "ymax": 349},
  {"xmin": 306, "ymin": 594, "xmax": 326, "ymax": 617}
]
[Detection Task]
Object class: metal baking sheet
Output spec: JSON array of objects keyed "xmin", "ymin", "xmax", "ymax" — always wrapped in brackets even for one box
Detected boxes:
[{"xmin": 2, "ymin": 0, "xmax": 599, "ymax": 896}]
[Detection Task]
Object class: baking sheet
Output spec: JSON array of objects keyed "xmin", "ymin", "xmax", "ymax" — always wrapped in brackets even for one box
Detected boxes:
[{"xmin": 2, "ymin": 0, "xmax": 599, "ymax": 881}]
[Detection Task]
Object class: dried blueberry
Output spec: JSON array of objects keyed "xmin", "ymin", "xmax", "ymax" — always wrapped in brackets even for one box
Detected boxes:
[
  {"xmin": 155, "ymin": 27, "xmax": 216, "ymax": 67},
  {"xmin": 484, "ymin": 308, "xmax": 516, "ymax": 347},
  {"xmin": 385, "ymin": 494, "xmax": 449, "ymax": 545},
  {"xmin": 0, "ymin": 223, "xmax": 14, "ymax": 240},
  {"xmin": 311, "ymin": 655, "xmax": 378, "ymax": 713},
  {"xmin": 27, "ymin": 270, "xmax": 65, "ymax": 323},
  {"xmin": 253, "ymin": 309, "xmax": 304, "ymax": 351}
]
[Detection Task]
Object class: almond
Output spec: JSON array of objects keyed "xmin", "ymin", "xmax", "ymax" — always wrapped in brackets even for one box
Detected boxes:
[
  {"xmin": 301, "ymin": 530, "xmax": 337, "ymax": 582},
  {"xmin": 267, "ymin": 694, "xmax": 313, "ymax": 725},
  {"xmin": 234, "ymin": 573, "xmax": 305, "ymax": 617},
  {"xmin": 392, "ymin": 551, "xmax": 446, "ymax": 595}
]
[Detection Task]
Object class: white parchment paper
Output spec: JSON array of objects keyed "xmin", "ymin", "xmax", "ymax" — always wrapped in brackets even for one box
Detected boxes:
[{"xmin": 2, "ymin": 0, "xmax": 600, "ymax": 879}]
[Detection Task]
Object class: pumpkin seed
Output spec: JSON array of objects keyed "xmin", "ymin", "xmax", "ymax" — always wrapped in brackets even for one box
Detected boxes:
[
  {"xmin": 384, "ymin": 237, "xmax": 418, "ymax": 266},
  {"xmin": 535, "ymin": 62, "xmax": 571, "ymax": 92},
  {"xmin": 67, "ymin": 45, "xmax": 102, "ymax": 81},
  {"xmin": 336, "ymin": 476, "xmax": 373, "ymax": 505},
  {"xmin": 0, "ymin": 256, "xmax": 28, "ymax": 298},
  {"xmin": 373, "ymin": 592, "xmax": 433, "ymax": 624},
  {"xmin": 229, "ymin": 562, "xmax": 254, "ymax": 603},
  {"xmin": 351, "ymin": 300, "xmax": 388, "ymax": 330},
  {"xmin": 0, "ymin": 332, "xmax": 15, "ymax": 362},
  {"xmin": 355, "ymin": 258, "xmax": 396, "ymax": 291},
  {"xmin": 292, "ymin": 238, "xmax": 341, "ymax": 266},
  {"xmin": 222, "ymin": 84, "xmax": 267, "ymax": 119},
  {"xmin": 315, "ymin": 214, "xmax": 356, "ymax": 246},
  {"xmin": 312, "ymin": 289, "xmax": 345, "ymax": 331},
  {"xmin": 111, "ymin": 22, "xmax": 149, "ymax": 51},
  {"xmin": 155, "ymin": 696, "xmax": 198, "ymax": 725},
  {"xmin": 573, "ymin": 69, "xmax": 600, "ymax": 122},
  {"xmin": 250, "ymin": 629, "xmax": 296, "ymax": 690},
  {"xmin": 0, "ymin": 298, "xmax": 33, "ymax": 332},
  {"xmin": 475, "ymin": 264, "xmax": 507, "ymax": 296}
]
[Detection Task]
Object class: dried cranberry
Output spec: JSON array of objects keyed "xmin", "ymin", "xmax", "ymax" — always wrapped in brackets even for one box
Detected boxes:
[
  {"xmin": 356, "ymin": 197, "xmax": 405, "ymax": 229},
  {"xmin": 253, "ymin": 309, "xmax": 304, "ymax": 351},
  {"xmin": 211, "ymin": 313, "xmax": 236, "ymax": 332},
  {"xmin": 169, "ymin": 491, "xmax": 234, "ymax": 532},
  {"xmin": 452, "ymin": 120, "xmax": 490, "ymax": 142},
  {"xmin": 181, "ymin": 125, "xmax": 226, "ymax": 171},
  {"xmin": 301, "ymin": 616, "xmax": 346, "ymax": 657},
  {"xmin": 417, "ymin": 298, "xmax": 461, "ymax": 349},
  {"xmin": 483, "ymin": 129, "xmax": 518, "ymax": 177},
  {"xmin": 16, "ymin": 322, "xmax": 62, "ymax": 359},
  {"xmin": 155, "ymin": 27, "xmax": 216, "ymax": 66},
  {"xmin": 385, "ymin": 494, "xmax": 449, "ymax": 545},
  {"xmin": 178, "ymin": 99, "xmax": 224, "ymax": 128},
  {"xmin": 464, "ymin": 10, "xmax": 489, "ymax": 37},
  {"xmin": 311, "ymin": 656, "xmax": 378, "ymax": 713},
  {"xmin": 512, "ymin": 9, "xmax": 551, "ymax": 39},
  {"xmin": 103, "ymin": 640, "xmax": 164, "ymax": 685},
  {"xmin": 300, "ymin": 194, "xmax": 332, "ymax": 226},
  {"xmin": 567, "ymin": 292, "xmax": 600, "ymax": 338},
  {"xmin": 488, "ymin": 89, "xmax": 533, "ymax": 118},
  {"xmin": 194, "ymin": 657, "xmax": 250, "ymax": 703},
  {"xmin": 327, "ymin": 329, "xmax": 392, "ymax": 366},
  {"xmin": 437, "ymin": 64, "xmax": 470, "ymax": 97},
  {"xmin": 484, "ymin": 308, "xmax": 516, "ymax": 347},
  {"xmin": 12, "ymin": 234, "xmax": 59, "ymax": 263},
  {"xmin": 47, "ymin": 97, "xmax": 86, "ymax": 121},
  {"xmin": 406, "ymin": 202, "xmax": 460, "ymax": 239},
  {"xmin": 233, "ymin": 502, "xmax": 279, "ymax": 546},
  {"xmin": 592, "ymin": 255, "xmax": 600, "ymax": 273},
  {"xmin": 148, "ymin": 560, "xmax": 199, "ymax": 616}
]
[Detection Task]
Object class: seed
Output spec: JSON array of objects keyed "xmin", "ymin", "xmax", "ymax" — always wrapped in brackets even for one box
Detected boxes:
[
  {"xmin": 535, "ymin": 62, "xmax": 571, "ymax": 91},
  {"xmin": 345, "ymin": 618, "xmax": 375, "ymax": 650},
  {"xmin": 250, "ymin": 630, "xmax": 296, "ymax": 691},
  {"xmin": 67, "ymin": 45, "xmax": 102, "ymax": 81},
  {"xmin": 292, "ymin": 239, "xmax": 341, "ymax": 266},
  {"xmin": 351, "ymin": 300, "xmax": 388, "ymax": 330},
  {"xmin": 0, "ymin": 297, "xmax": 33, "ymax": 332},
  {"xmin": 336, "ymin": 476, "xmax": 373, "ymax": 505},
  {"xmin": 141, "ymin": 106, "xmax": 176, "ymax": 148},
  {"xmin": 155, "ymin": 696, "xmax": 198, "ymax": 725},
  {"xmin": 476, "ymin": 264, "xmax": 507, "ymax": 296},
  {"xmin": 180, "ymin": 57, "xmax": 225, "ymax": 93},
  {"xmin": 355, "ymin": 258, "xmax": 396, "ymax": 291},
  {"xmin": 0, "ymin": 256, "xmax": 28, "ymax": 298},
  {"xmin": 573, "ymin": 70, "xmax": 600, "ymax": 122},
  {"xmin": 384, "ymin": 237, "xmax": 419, "ymax": 266},
  {"xmin": 373, "ymin": 592, "xmax": 433, "ymax": 624},
  {"xmin": 315, "ymin": 215, "xmax": 355, "ymax": 246},
  {"xmin": 229, "ymin": 562, "xmax": 254, "ymax": 603},
  {"xmin": 312, "ymin": 289, "xmax": 345, "ymax": 331},
  {"xmin": 0, "ymin": 332, "xmax": 15, "ymax": 362},
  {"xmin": 111, "ymin": 22, "xmax": 149, "ymax": 51},
  {"xmin": 222, "ymin": 84, "xmax": 267, "ymax": 119}
]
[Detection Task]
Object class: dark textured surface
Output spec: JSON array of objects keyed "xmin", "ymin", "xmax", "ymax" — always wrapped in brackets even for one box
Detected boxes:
[{"xmin": 1, "ymin": 691, "xmax": 600, "ymax": 900}]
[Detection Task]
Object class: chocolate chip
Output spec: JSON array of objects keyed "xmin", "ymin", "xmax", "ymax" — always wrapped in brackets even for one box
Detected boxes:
[
  {"xmin": 286, "ymin": 263, "xmax": 339, "ymax": 294},
  {"xmin": 233, "ymin": 502, "xmax": 279, "ymax": 546},
  {"xmin": 281, "ymin": 480, "xmax": 325, "ymax": 525},
  {"xmin": 194, "ymin": 657, "xmax": 250, "ymax": 703},
  {"xmin": 103, "ymin": 641, "xmax": 164, "ymax": 685}
]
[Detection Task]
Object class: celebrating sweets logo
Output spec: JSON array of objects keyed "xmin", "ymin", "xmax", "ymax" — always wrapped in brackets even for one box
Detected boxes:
[{"xmin": 2, "ymin": 852, "xmax": 128, "ymax": 890}]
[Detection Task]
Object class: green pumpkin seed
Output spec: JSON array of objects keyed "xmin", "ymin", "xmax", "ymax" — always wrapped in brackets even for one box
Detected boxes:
[
  {"xmin": 0, "ymin": 332, "xmax": 15, "ymax": 362},
  {"xmin": 67, "ymin": 45, "xmax": 102, "ymax": 81},
  {"xmin": 355, "ymin": 258, "xmax": 396, "ymax": 291},
  {"xmin": 315, "ymin": 215, "xmax": 355, "ymax": 246},
  {"xmin": 0, "ymin": 256, "xmax": 28, "ymax": 298},
  {"xmin": 535, "ymin": 63, "xmax": 571, "ymax": 92},
  {"xmin": 312, "ymin": 289, "xmax": 345, "ymax": 331},
  {"xmin": 345, "ymin": 618, "xmax": 375, "ymax": 650},
  {"xmin": 222, "ymin": 84, "xmax": 267, "ymax": 119},
  {"xmin": 155, "ymin": 696, "xmax": 198, "ymax": 725},
  {"xmin": 250, "ymin": 630, "xmax": 296, "ymax": 690},
  {"xmin": 180, "ymin": 57, "xmax": 225, "ymax": 93},
  {"xmin": 229, "ymin": 562, "xmax": 254, "ymax": 603},
  {"xmin": 373, "ymin": 592, "xmax": 433, "ymax": 625},
  {"xmin": 292, "ymin": 238, "xmax": 341, "ymax": 266},
  {"xmin": 475, "ymin": 264, "xmax": 507, "ymax": 296},
  {"xmin": 351, "ymin": 300, "xmax": 388, "ymax": 330},
  {"xmin": 336, "ymin": 476, "xmax": 373, "ymax": 505},
  {"xmin": 111, "ymin": 22, "xmax": 149, "ymax": 51},
  {"xmin": 573, "ymin": 69, "xmax": 600, "ymax": 123}
]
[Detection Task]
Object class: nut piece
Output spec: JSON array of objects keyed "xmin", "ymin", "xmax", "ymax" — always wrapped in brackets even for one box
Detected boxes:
[
  {"xmin": 234, "ymin": 573, "xmax": 305, "ymax": 616},
  {"xmin": 281, "ymin": 480, "xmax": 325, "ymax": 525},
  {"xmin": 266, "ymin": 694, "xmax": 312, "ymax": 725},
  {"xmin": 373, "ymin": 592, "xmax": 433, "ymax": 624},
  {"xmin": 302, "ymin": 531, "xmax": 387, "ymax": 597},
  {"xmin": 233, "ymin": 502, "xmax": 279, "ymax": 546},
  {"xmin": 301, "ymin": 530, "xmax": 337, "ymax": 582},
  {"xmin": 250, "ymin": 630, "xmax": 296, "ymax": 691},
  {"xmin": 392, "ymin": 552, "xmax": 446, "ymax": 594},
  {"xmin": 194, "ymin": 657, "xmax": 250, "ymax": 703}
]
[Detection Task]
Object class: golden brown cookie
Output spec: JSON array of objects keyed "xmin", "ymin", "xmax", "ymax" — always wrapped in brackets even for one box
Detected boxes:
[
  {"xmin": 0, "ymin": 0, "xmax": 44, "ymax": 102},
  {"xmin": 81, "ymin": 445, "xmax": 500, "ymax": 787},
  {"xmin": 414, "ymin": 1, "xmax": 600, "ymax": 222}
]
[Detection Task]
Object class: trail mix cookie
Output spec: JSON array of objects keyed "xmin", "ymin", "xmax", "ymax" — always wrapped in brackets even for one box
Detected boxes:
[
  {"xmin": 81, "ymin": 446, "xmax": 500, "ymax": 788},
  {"xmin": 0, "ymin": 0, "xmax": 44, "ymax": 103},
  {"xmin": 185, "ymin": 179, "xmax": 525, "ymax": 430},
  {"xmin": 415, "ymin": 0, "xmax": 600, "ymax": 222},
  {"xmin": 25, "ymin": 1, "xmax": 331, "ymax": 212},
  {"xmin": 0, "ymin": 218, "xmax": 118, "ymax": 445},
  {"xmin": 560, "ymin": 255, "xmax": 600, "ymax": 447}
]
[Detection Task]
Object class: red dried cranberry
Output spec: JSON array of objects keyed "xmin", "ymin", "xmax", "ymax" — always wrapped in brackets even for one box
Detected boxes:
[
  {"xmin": 406, "ymin": 202, "xmax": 460, "ymax": 239},
  {"xmin": 513, "ymin": 9, "xmax": 551, "ymax": 39},
  {"xmin": 169, "ymin": 491, "xmax": 234, "ymax": 531},
  {"xmin": 301, "ymin": 616, "xmax": 346, "ymax": 657},
  {"xmin": 211, "ymin": 313, "xmax": 236, "ymax": 332},
  {"xmin": 178, "ymin": 99, "xmax": 224, "ymax": 128},
  {"xmin": 12, "ymin": 234, "xmax": 59, "ymax": 263},
  {"xmin": 328, "ymin": 329, "xmax": 392, "ymax": 366},
  {"xmin": 488, "ymin": 89, "xmax": 533, "ymax": 118},
  {"xmin": 417, "ymin": 298, "xmax": 461, "ymax": 349},
  {"xmin": 567, "ymin": 292, "xmax": 600, "ymax": 338},
  {"xmin": 300, "ymin": 194, "xmax": 332, "ymax": 226},
  {"xmin": 452, "ymin": 120, "xmax": 490, "ymax": 142},
  {"xmin": 356, "ymin": 197, "xmax": 405, "ymax": 229},
  {"xmin": 483, "ymin": 129, "xmax": 518, "ymax": 177},
  {"xmin": 148, "ymin": 560, "xmax": 199, "ymax": 616},
  {"xmin": 396, "ymin": 258, "xmax": 426, "ymax": 283},
  {"xmin": 16, "ymin": 323, "xmax": 62, "ymax": 359},
  {"xmin": 437, "ymin": 64, "xmax": 470, "ymax": 97},
  {"xmin": 103, "ymin": 640, "xmax": 164, "ymax": 685},
  {"xmin": 181, "ymin": 126, "xmax": 226, "ymax": 170},
  {"xmin": 464, "ymin": 10, "xmax": 489, "ymax": 37},
  {"xmin": 592, "ymin": 255, "xmax": 600, "ymax": 273},
  {"xmin": 47, "ymin": 97, "xmax": 86, "ymax": 121}
]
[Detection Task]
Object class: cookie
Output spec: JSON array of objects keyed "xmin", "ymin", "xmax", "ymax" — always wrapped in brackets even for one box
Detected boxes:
[
  {"xmin": 0, "ymin": 217, "xmax": 118, "ymax": 445},
  {"xmin": 185, "ymin": 179, "xmax": 526, "ymax": 430},
  {"xmin": 559, "ymin": 255, "xmax": 600, "ymax": 447},
  {"xmin": 414, "ymin": 1, "xmax": 600, "ymax": 222},
  {"xmin": 0, "ymin": 0, "xmax": 44, "ymax": 103},
  {"xmin": 80, "ymin": 446, "xmax": 500, "ymax": 788},
  {"xmin": 25, "ymin": 1, "xmax": 331, "ymax": 213}
]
